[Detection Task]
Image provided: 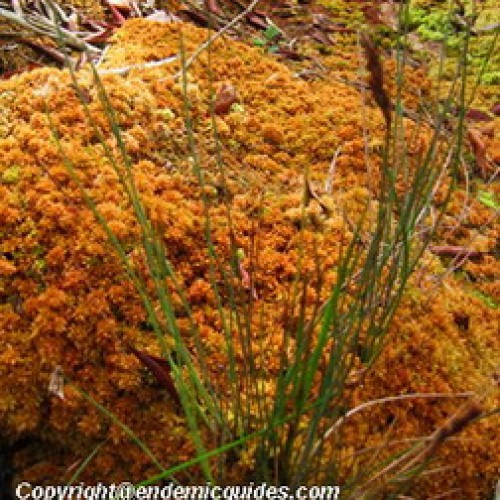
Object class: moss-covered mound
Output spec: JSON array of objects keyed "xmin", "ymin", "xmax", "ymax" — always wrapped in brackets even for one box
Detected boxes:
[{"xmin": 0, "ymin": 19, "xmax": 498, "ymax": 496}]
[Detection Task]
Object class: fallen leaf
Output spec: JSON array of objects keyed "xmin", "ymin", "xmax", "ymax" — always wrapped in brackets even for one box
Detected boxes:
[
  {"xmin": 129, "ymin": 346, "xmax": 181, "ymax": 405},
  {"xmin": 477, "ymin": 190, "xmax": 499, "ymax": 210},
  {"xmin": 479, "ymin": 122, "xmax": 494, "ymax": 138},
  {"xmin": 0, "ymin": 258, "xmax": 17, "ymax": 276},
  {"xmin": 214, "ymin": 83, "xmax": 238, "ymax": 115},
  {"xmin": 466, "ymin": 108, "xmax": 493, "ymax": 122}
]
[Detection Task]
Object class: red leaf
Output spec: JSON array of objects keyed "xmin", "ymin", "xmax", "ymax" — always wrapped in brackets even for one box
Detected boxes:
[
  {"xmin": 466, "ymin": 108, "xmax": 493, "ymax": 122},
  {"xmin": 129, "ymin": 346, "xmax": 181, "ymax": 405},
  {"xmin": 214, "ymin": 83, "xmax": 238, "ymax": 115}
]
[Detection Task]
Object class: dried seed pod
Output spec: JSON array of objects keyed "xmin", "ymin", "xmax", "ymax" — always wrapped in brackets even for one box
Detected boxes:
[{"xmin": 360, "ymin": 32, "xmax": 392, "ymax": 128}]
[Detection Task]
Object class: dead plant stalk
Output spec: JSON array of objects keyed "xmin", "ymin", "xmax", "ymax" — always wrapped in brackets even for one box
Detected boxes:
[{"xmin": 175, "ymin": 0, "xmax": 261, "ymax": 77}]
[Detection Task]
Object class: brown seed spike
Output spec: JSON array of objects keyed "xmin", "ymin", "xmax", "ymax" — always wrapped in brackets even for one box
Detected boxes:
[
  {"xmin": 428, "ymin": 397, "xmax": 483, "ymax": 453},
  {"xmin": 360, "ymin": 32, "xmax": 392, "ymax": 128}
]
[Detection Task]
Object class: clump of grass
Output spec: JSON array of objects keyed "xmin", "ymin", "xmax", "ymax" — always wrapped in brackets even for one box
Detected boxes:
[{"xmin": 36, "ymin": 0, "xmax": 496, "ymax": 494}]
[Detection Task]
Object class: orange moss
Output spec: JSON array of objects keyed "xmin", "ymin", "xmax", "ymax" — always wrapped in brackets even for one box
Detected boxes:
[{"xmin": 0, "ymin": 18, "xmax": 497, "ymax": 496}]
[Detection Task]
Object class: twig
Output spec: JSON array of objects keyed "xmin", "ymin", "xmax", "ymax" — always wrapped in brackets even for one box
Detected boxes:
[
  {"xmin": 352, "ymin": 395, "xmax": 485, "ymax": 496},
  {"xmin": 175, "ymin": 0, "xmax": 260, "ymax": 77},
  {"xmin": 428, "ymin": 245, "xmax": 486, "ymax": 260},
  {"xmin": 311, "ymin": 391, "xmax": 474, "ymax": 460},
  {"xmin": 324, "ymin": 144, "xmax": 343, "ymax": 194},
  {"xmin": 0, "ymin": 5, "xmax": 99, "ymax": 52},
  {"xmin": 96, "ymin": 55, "xmax": 179, "ymax": 76},
  {"xmin": 18, "ymin": 37, "xmax": 67, "ymax": 64},
  {"xmin": 398, "ymin": 397, "xmax": 483, "ymax": 476},
  {"xmin": 427, "ymin": 489, "xmax": 462, "ymax": 500}
]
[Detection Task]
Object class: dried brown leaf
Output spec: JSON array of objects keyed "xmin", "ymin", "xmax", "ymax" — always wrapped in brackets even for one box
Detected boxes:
[
  {"xmin": 129, "ymin": 346, "xmax": 181, "ymax": 405},
  {"xmin": 466, "ymin": 108, "xmax": 493, "ymax": 122},
  {"xmin": 214, "ymin": 82, "xmax": 238, "ymax": 115}
]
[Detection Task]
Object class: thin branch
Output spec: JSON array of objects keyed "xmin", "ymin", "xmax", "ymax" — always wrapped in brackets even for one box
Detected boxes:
[
  {"xmin": 312, "ymin": 392, "xmax": 474, "ymax": 458},
  {"xmin": 175, "ymin": 0, "xmax": 260, "ymax": 77},
  {"xmin": 97, "ymin": 55, "xmax": 179, "ymax": 76},
  {"xmin": 0, "ymin": 5, "xmax": 99, "ymax": 52},
  {"xmin": 325, "ymin": 144, "xmax": 343, "ymax": 194},
  {"xmin": 352, "ymin": 395, "xmax": 485, "ymax": 496}
]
